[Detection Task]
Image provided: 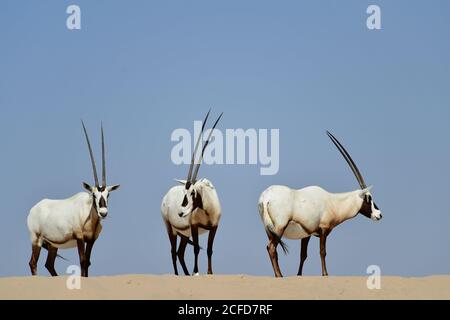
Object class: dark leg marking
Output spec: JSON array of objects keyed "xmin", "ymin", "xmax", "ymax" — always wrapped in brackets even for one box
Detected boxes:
[
  {"xmin": 267, "ymin": 224, "xmax": 289, "ymax": 278},
  {"xmin": 165, "ymin": 224, "xmax": 179, "ymax": 275},
  {"xmin": 267, "ymin": 241, "xmax": 282, "ymax": 277},
  {"xmin": 207, "ymin": 226, "xmax": 218, "ymax": 275},
  {"xmin": 45, "ymin": 245, "xmax": 58, "ymax": 277},
  {"xmin": 177, "ymin": 236, "xmax": 190, "ymax": 276},
  {"xmin": 29, "ymin": 244, "xmax": 42, "ymax": 276},
  {"xmin": 191, "ymin": 225, "xmax": 200, "ymax": 275},
  {"xmin": 266, "ymin": 231, "xmax": 284, "ymax": 278},
  {"xmin": 84, "ymin": 241, "xmax": 95, "ymax": 277},
  {"xmin": 297, "ymin": 236, "xmax": 311, "ymax": 276},
  {"xmin": 77, "ymin": 239, "xmax": 88, "ymax": 277}
]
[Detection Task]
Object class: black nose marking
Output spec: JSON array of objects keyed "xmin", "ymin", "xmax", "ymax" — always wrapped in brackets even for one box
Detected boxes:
[
  {"xmin": 178, "ymin": 212, "xmax": 183, "ymax": 217},
  {"xmin": 99, "ymin": 196, "xmax": 107, "ymax": 208}
]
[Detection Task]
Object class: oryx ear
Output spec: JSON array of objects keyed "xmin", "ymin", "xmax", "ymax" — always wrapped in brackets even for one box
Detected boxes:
[
  {"xmin": 359, "ymin": 186, "xmax": 373, "ymax": 198},
  {"xmin": 107, "ymin": 185, "xmax": 121, "ymax": 192},
  {"xmin": 174, "ymin": 179, "xmax": 187, "ymax": 185},
  {"xmin": 83, "ymin": 182, "xmax": 93, "ymax": 192}
]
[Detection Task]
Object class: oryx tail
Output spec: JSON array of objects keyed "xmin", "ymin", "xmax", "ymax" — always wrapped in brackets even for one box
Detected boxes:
[{"xmin": 258, "ymin": 200, "xmax": 289, "ymax": 254}]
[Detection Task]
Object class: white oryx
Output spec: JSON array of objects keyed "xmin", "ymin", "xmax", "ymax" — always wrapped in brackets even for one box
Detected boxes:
[
  {"xmin": 27, "ymin": 121, "xmax": 120, "ymax": 277},
  {"xmin": 161, "ymin": 110, "xmax": 223, "ymax": 276},
  {"xmin": 258, "ymin": 131, "xmax": 382, "ymax": 277}
]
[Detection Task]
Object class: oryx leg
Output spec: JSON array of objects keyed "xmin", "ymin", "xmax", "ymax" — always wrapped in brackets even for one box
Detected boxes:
[
  {"xmin": 76, "ymin": 239, "xmax": 88, "ymax": 277},
  {"xmin": 319, "ymin": 229, "xmax": 330, "ymax": 276},
  {"xmin": 177, "ymin": 235, "xmax": 190, "ymax": 276},
  {"xmin": 191, "ymin": 225, "xmax": 201, "ymax": 276},
  {"xmin": 165, "ymin": 224, "xmax": 179, "ymax": 275},
  {"xmin": 266, "ymin": 228, "xmax": 285, "ymax": 278},
  {"xmin": 84, "ymin": 241, "xmax": 95, "ymax": 277},
  {"xmin": 267, "ymin": 239, "xmax": 282, "ymax": 278},
  {"xmin": 297, "ymin": 236, "xmax": 311, "ymax": 276},
  {"xmin": 29, "ymin": 243, "xmax": 42, "ymax": 276},
  {"xmin": 207, "ymin": 226, "xmax": 218, "ymax": 275},
  {"xmin": 45, "ymin": 245, "xmax": 58, "ymax": 277}
]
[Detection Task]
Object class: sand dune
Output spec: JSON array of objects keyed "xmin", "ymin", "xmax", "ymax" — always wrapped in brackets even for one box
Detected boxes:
[{"xmin": 0, "ymin": 275, "xmax": 449, "ymax": 300}]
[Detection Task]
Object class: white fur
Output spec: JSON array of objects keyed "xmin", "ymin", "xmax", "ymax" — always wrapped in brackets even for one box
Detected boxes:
[
  {"xmin": 28, "ymin": 192, "xmax": 99, "ymax": 249},
  {"xmin": 161, "ymin": 178, "xmax": 222, "ymax": 238},
  {"xmin": 27, "ymin": 184, "xmax": 119, "ymax": 250},
  {"xmin": 258, "ymin": 185, "xmax": 382, "ymax": 240}
]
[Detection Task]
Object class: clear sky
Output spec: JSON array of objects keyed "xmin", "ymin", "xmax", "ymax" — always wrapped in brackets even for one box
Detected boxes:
[{"xmin": 0, "ymin": 0, "xmax": 449, "ymax": 277}]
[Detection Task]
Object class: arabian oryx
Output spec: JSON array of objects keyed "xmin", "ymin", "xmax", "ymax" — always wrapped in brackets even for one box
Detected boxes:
[
  {"xmin": 27, "ymin": 121, "xmax": 120, "ymax": 277},
  {"xmin": 258, "ymin": 131, "xmax": 382, "ymax": 277},
  {"xmin": 161, "ymin": 110, "xmax": 223, "ymax": 276}
]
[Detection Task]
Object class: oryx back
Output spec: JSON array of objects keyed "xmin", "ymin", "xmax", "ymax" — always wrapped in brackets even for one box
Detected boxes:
[{"xmin": 258, "ymin": 185, "xmax": 327, "ymax": 240}]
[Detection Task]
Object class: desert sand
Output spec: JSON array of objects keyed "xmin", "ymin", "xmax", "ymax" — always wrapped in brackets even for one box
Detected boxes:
[{"xmin": 0, "ymin": 275, "xmax": 449, "ymax": 300}]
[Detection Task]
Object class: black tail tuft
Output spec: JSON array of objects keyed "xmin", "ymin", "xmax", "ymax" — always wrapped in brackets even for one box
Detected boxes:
[
  {"xmin": 267, "ymin": 227, "xmax": 289, "ymax": 255},
  {"xmin": 176, "ymin": 233, "xmax": 203, "ymax": 250},
  {"xmin": 56, "ymin": 254, "xmax": 69, "ymax": 261},
  {"xmin": 42, "ymin": 242, "xmax": 69, "ymax": 261}
]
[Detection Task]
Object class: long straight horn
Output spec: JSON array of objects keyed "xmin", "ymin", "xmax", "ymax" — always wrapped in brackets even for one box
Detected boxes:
[
  {"xmin": 326, "ymin": 131, "xmax": 367, "ymax": 189},
  {"xmin": 192, "ymin": 112, "xmax": 223, "ymax": 183},
  {"xmin": 81, "ymin": 120, "xmax": 99, "ymax": 187},
  {"xmin": 186, "ymin": 109, "xmax": 211, "ymax": 182},
  {"xmin": 101, "ymin": 123, "xmax": 106, "ymax": 187}
]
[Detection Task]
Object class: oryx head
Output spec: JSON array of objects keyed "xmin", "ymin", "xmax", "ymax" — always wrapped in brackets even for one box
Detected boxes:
[
  {"xmin": 327, "ymin": 131, "xmax": 382, "ymax": 222},
  {"xmin": 177, "ymin": 110, "xmax": 223, "ymax": 218},
  {"xmin": 82, "ymin": 121, "xmax": 120, "ymax": 219},
  {"xmin": 176, "ymin": 180, "xmax": 204, "ymax": 218}
]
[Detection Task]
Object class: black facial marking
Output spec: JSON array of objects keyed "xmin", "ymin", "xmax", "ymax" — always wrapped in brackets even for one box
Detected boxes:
[
  {"xmin": 185, "ymin": 181, "xmax": 192, "ymax": 190},
  {"xmin": 99, "ymin": 196, "xmax": 106, "ymax": 208},
  {"xmin": 180, "ymin": 188, "xmax": 204, "ymax": 213},
  {"xmin": 192, "ymin": 191, "xmax": 203, "ymax": 211},
  {"xmin": 181, "ymin": 195, "xmax": 188, "ymax": 207},
  {"xmin": 359, "ymin": 195, "xmax": 373, "ymax": 219},
  {"xmin": 366, "ymin": 195, "xmax": 380, "ymax": 210}
]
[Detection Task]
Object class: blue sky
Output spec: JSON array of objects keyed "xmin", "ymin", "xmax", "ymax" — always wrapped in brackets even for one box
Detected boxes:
[{"xmin": 0, "ymin": 0, "xmax": 449, "ymax": 277}]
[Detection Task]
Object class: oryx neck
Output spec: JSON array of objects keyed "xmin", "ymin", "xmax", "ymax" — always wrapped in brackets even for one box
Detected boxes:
[
  {"xmin": 329, "ymin": 190, "xmax": 363, "ymax": 223},
  {"xmin": 87, "ymin": 193, "xmax": 100, "ymax": 220},
  {"xmin": 88, "ymin": 198, "xmax": 101, "ymax": 226}
]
